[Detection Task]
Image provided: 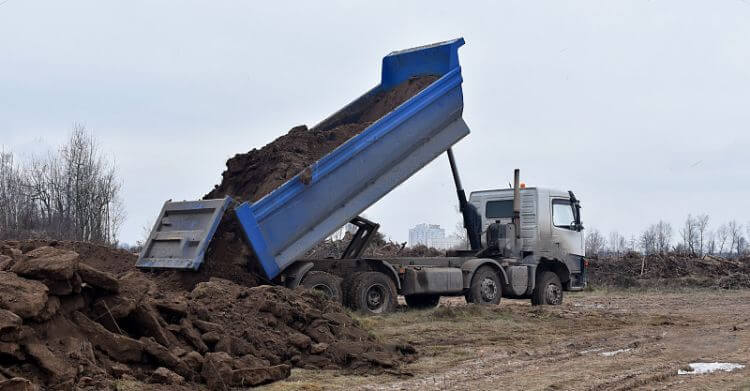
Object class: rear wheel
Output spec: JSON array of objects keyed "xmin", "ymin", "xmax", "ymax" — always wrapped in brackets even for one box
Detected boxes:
[
  {"xmin": 405, "ymin": 294, "xmax": 440, "ymax": 309},
  {"xmin": 465, "ymin": 266, "xmax": 502, "ymax": 305},
  {"xmin": 301, "ymin": 271, "xmax": 343, "ymax": 304},
  {"xmin": 346, "ymin": 272, "xmax": 397, "ymax": 314},
  {"xmin": 531, "ymin": 271, "xmax": 563, "ymax": 306}
]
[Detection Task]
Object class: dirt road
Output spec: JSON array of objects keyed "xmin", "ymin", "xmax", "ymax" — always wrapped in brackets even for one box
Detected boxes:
[{"xmin": 261, "ymin": 289, "xmax": 750, "ymax": 391}]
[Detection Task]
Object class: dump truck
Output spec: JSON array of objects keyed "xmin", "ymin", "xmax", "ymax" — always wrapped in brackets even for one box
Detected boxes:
[{"xmin": 136, "ymin": 38, "xmax": 587, "ymax": 314}]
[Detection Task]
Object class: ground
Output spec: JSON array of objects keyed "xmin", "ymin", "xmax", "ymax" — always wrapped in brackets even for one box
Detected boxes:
[{"xmin": 258, "ymin": 289, "xmax": 750, "ymax": 391}]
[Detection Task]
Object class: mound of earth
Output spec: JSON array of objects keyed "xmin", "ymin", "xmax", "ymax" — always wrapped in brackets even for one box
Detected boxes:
[
  {"xmin": 588, "ymin": 253, "xmax": 750, "ymax": 289},
  {"xmin": 0, "ymin": 244, "xmax": 416, "ymax": 390}
]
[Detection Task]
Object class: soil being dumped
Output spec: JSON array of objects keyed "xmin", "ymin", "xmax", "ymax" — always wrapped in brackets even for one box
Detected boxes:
[
  {"xmin": 186, "ymin": 75, "xmax": 439, "ymax": 291},
  {"xmin": 204, "ymin": 75, "xmax": 438, "ymax": 203},
  {"xmin": 0, "ymin": 242, "xmax": 416, "ymax": 390}
]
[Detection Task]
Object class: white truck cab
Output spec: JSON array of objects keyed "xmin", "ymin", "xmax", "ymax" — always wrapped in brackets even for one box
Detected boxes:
[{"xmin": 469, "ymin": 186, "xmax": 587, "ymax": 292}]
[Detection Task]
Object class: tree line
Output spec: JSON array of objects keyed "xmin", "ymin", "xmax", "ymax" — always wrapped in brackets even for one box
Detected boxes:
[
  {"xmin": 0, "ymin": 125, "xmax": 124, "ymax": 244},
  {"xmin": 586, "ymin": 215, "xmax": 749, "ymax": 258}
]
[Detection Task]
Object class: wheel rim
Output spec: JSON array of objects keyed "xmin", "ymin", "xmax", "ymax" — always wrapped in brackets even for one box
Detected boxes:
[
  {"xmin": 365, "ymin": 284, "xmax": 387, "ymax": 312},
  {"xmin": 545, "ymin": 283, "xmax": 562, "ymax": 305},
  {"xmin": 480, "ymin": 277, "xmax": 498, "ymax": 302},
  {"xmin": 311, "ymin": 283, "xmax": 334, "ymax": 299}
]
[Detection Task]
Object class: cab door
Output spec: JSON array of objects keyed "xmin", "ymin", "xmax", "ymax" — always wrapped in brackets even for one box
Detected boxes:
[{"xmin": 550, "ymin": 198, "xmax": 584, "ymax": 257}]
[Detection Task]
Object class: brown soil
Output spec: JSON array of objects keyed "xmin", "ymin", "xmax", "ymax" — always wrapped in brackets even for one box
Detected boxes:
[
  {"xmin": 191, "ymin": 75, "xmax": 438, "ymax": 288},
  {"xmin": 204, "ymin": 75, "xmax": 438, "ymax": 203},
  {"xmin": 0, "ymin": 243, "xmax": 415, "ymax": 390},
  {"xmin": 0, "ymin": 75, "xmax": 446, "ymax": 390},
  {"xmin": 588, "ymin": 253, "xmax": 750, "ymax": 289},
  {"xmin": 272, "ymin": 291, "xmax": 750, "ymax": 390}
]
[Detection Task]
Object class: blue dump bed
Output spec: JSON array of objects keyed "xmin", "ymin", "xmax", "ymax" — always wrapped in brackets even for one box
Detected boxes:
[{"xmin": 137, "ymin": 38, "xmax": 470, "ymax": 279}]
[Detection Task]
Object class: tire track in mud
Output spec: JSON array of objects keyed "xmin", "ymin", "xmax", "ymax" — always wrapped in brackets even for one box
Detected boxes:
[
  {"xmin": 370, "ymin": 328, "xmax": 668, "ymax": 390},
  {"xmin": 362, "ymin": 292, "xmax": 750, "ymax": 391}
]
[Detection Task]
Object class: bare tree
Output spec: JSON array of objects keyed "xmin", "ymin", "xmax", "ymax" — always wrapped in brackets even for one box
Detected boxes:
[
  {"xmin": 640, "ymin": 226, "xmax": 657, "ymax": 255},
  {"xmin": 679, "ymin": 214, "xmax": 698, "ymax": 255},
  {"xmin": 695, "ymin": 214, "xmax": 709, "ymax": 256},
  {"xmin": 705, "ymin": 230, "xmax": 717, "ymax": 256},
  {"xmin": 655, "ymin": 220, "xmax": 673, "ymax": 254},
  {"xmin": 606, "ymin": 231, "xmax": 627, "ymax": 257},
  {"xmin": 452, "ymin": 221, "xmax": 469, "ymax": 250},
  {"xmin": 585, "ymin": 229, "xmax": 606, "ymax": 257},
  {"xmin": 716, "ymin": 224, "xmax": 730, "ymax": 255},
  {"xmin": 0, "ymin": 151, "xmax": 36, "ymax": 237},
  {"xmin": 728, "ymin": 220, "xmax": 744, "ymax": 258},
  {"xmin": 627, "ymin": 235, "xmax": 637, "ymax": 253},
  {"xmin": 0, "ymin": 125, "xmax": 125, "ymax": 244}
]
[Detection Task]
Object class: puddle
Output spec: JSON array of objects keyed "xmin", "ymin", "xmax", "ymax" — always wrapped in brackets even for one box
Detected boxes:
[
  {"xmin": 600, "ymin": 348, "xmax": 631, "ymax": 357},
  {"xmin": 678, "ymin": 362, "xmax": 745, "ymax": 375}
]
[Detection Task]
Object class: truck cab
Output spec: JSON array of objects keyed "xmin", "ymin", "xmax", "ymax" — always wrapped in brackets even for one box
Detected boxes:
[{"xmin": 469, "ymin": 186, "xmax": 587, "ymax": 292}]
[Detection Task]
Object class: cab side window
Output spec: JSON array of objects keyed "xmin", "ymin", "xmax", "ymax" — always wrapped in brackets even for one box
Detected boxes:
[{"xmin": 552, "ymin": 200, "xmax": 575, "ymax": 229}]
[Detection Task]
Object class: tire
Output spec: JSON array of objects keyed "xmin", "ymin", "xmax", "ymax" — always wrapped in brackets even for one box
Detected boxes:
[
  {"xmin": 464, "ymin": 266, "xmax": 502, "ymax": 305},
  {"xmin": 405, "ymin": 294, "xmax": 441, "ymax": 309},
  {"xmin": 301, "ymin": 271, "xmax": 343, "ymax": 304},
  {"xmin": 531, "ymin": 271, "xmax": 563, "ymax": 306},
  {"xmin": 345, "ymin": 272, "xmax": 397, "ymax": 314}
]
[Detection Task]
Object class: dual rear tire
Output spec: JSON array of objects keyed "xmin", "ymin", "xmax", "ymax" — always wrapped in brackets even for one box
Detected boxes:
[
  {"xmin": 301, "ymin": 271, "xmax": 399, "ymax": 315},
  {"xmin": 345, "ymin": 272, "xmax": 398, "ymax": 314},
  {"xmin": 300, "ymin": 271, "xmax": 343, "ymax": 303}
]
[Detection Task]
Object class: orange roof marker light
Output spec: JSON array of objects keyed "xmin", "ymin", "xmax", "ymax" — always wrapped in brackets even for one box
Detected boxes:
[{"xmin": 520, "ymin": 182, "xmax": 526, "ymax": 189}]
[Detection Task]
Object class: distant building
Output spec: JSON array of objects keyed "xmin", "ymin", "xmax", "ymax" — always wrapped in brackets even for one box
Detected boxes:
[{"xmin": 409, "ymin": 223, "xmax": 463, "ymax": 250}]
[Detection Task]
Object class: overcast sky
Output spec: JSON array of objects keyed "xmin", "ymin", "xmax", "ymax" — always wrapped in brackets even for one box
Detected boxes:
[{"xmin": 2, "ymin": 0, "xmax": 749, "ymax": 246}]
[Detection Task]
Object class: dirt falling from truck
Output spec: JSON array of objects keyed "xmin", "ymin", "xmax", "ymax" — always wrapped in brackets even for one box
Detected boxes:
[
  {"xmin": 184, "ymin": 75, "xmax": 439, "ymax": 289},
  {"xmin": 204, "ymin": 75, "xmax": 439, "ymax": 203}
]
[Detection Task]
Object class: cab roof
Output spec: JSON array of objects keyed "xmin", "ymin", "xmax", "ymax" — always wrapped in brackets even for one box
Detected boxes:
[{"xmin": 469, "ymin": 187, "xmax": 571, "ymax": 199}]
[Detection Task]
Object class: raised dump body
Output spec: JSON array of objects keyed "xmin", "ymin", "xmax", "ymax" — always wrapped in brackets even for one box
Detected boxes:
[{"xmin": 137, "ymin": 38, "xmax": 470, "ymax": 279}]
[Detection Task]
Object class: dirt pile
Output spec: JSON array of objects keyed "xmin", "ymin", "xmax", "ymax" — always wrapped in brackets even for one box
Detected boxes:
[
  {"xmin": 306, "ymin": 232, "xmax": 445, "ymax": 260},
  {"xmin": 205, "ymin": 75, "xmax": 438, "ymax": 203},
  {"xmin": 588, "ymin": 253, "xmax": 750, "ymax": 289},
  {"xmin": 0, "ymin": 243, "xmax": 416, "ymax": 390}
]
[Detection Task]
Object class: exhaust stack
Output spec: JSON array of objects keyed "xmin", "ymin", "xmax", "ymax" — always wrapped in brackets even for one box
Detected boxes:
[{"xmin": 513, "ymin": 169, "xmax": 521, "ymax": 239}]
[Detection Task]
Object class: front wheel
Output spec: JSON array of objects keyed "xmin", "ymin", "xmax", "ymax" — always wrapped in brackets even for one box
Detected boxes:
[
  {"xmin": 531, "ymin": 271, "xmax": 563, "ymax": 306},
  {"xmin": 465, "ymin": 266, "xmax": 502, "ymax": 305}
]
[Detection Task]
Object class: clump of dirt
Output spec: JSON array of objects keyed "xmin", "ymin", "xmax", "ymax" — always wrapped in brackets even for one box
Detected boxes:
[
  {"xmin": 588, "ymin": 253, "xmax": 750, "ymax": 289},
  {"xmin": 1, "ymin": 239, "xmax": 137, "ymax": 276},
  {"xmin": 205, "ymin": 75, "xmax": 438, "ymax": 203},
  {"xmin": 0, "ymin": 244, "xmax": 416, "ymax": 390}
]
